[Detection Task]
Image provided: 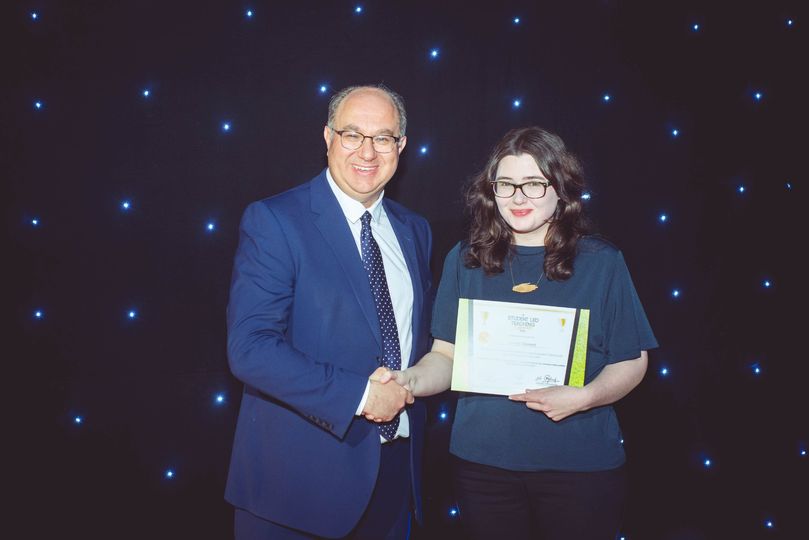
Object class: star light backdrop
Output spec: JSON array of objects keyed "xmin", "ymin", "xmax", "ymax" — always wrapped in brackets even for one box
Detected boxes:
[{"xmin": 6, "ymin": 1, "xmax": 807, "ymax": 538}]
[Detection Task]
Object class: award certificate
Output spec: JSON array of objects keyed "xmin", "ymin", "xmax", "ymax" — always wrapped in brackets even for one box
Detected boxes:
[{"xmin": 451, "ymin": 298, "xmax": 589, "ymax": 396}]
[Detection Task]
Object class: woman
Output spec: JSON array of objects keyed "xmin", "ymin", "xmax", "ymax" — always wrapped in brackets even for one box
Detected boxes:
[{"xmin": 383, "ymin": 126, "xmax": 657, "ymax": 539}]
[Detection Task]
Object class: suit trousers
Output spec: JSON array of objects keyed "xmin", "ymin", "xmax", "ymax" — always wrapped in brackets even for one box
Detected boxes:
[{"xmin": 235, "ymin": 438, "xmax": 412, "ymax": 540}]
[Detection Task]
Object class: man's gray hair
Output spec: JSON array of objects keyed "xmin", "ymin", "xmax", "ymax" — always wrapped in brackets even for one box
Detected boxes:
[{"xmin": 327, "ymin": 84, "xmax": 407, "ymax": 137}]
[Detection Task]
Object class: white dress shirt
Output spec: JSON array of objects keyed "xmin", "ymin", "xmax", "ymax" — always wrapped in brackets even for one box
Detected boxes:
[{"xmin": 326, "ymin": 170, "xmax": 413, "ymax": 440}]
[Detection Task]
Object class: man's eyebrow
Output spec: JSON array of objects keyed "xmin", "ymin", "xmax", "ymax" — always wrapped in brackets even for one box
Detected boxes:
[{"xmin": 338, "ymin": 124, "xmax": 398, "ymax": 136}]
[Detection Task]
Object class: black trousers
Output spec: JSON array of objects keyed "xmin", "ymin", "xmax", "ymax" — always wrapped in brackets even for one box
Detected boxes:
[{"xmin": 453, "ymin": 457, "xmax": 626, "ymax": 540}]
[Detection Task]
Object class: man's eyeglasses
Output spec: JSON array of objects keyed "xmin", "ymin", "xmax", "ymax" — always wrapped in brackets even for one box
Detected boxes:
[
  {"xmin": 490, "ymin": 180, "xmax": 551, "ymax": 199},
  {"xmin": 330, "ymin": 127, "xmax": 402, "ymax": 153}
]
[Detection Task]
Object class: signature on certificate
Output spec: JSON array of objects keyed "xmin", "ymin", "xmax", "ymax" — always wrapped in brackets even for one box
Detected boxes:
[{"xmin": 535, "ymin": 374, "xmax": 560, "ymax": 385}]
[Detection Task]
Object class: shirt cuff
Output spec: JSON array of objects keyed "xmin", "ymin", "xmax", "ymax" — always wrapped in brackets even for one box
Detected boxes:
[{"xmin": 355, "ymin": 380, "xmax": 371, "ymax": 415}]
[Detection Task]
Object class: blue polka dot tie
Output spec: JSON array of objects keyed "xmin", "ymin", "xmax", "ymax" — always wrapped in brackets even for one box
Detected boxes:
[{"xmin": 360, "ymin": 211, "xmax": 401, "ymax": 441}]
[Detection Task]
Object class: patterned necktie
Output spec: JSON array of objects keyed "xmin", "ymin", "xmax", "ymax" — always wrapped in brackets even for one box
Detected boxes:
[{"xmin": 360, "ymin": 211, "xmax": 402, "ymax": 441}]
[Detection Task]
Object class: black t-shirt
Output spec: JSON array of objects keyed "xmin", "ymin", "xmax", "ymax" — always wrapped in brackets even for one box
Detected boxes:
[{"xmin": 432, "ymin": 237, "xmax": 658, "ymax": 471}]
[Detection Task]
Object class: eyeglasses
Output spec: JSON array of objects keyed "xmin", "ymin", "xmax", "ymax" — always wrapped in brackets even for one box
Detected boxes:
[
  {"xmin": 490, "ymin": 180, "xmax": 551, "ymax": 199},
  {"xmin": 330, "ymin": 127, "xmax": 402, "ymax": 153}
]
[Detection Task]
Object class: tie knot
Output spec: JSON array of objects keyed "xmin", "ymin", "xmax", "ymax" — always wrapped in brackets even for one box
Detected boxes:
[{"xmin": 361, "ymin": 211, "xmax": 372, "ymax": 228}]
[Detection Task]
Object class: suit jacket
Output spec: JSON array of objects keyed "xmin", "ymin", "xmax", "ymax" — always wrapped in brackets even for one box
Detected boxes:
[{"xmin": 225, "ymin": 170, "xmax": 433, "ymax": 537}]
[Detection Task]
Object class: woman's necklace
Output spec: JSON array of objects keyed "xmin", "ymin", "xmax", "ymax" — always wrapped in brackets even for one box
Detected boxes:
[{"xmin": 508, "ymin": 257, "xmax": 544, "ymax": 293}]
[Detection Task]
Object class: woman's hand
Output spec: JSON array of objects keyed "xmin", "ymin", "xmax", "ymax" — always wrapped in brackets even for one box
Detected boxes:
[
  {"xmin": 375, "ymin": 339, "xmax": 455, "ymax": 398},
  {"xmin": 509, "ymin": 385, "xmax": 591, "ymax": 422},
  {"xmin": 509, "ymin": 353, "xmax": 649, "ymax": 422},
  {"xmin": 377, "ymin": 369, "xmax": 415, "ymax": 394}
]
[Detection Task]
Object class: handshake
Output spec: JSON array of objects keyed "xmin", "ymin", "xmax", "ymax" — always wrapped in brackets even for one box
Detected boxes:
[{"xmin": 362, "ymin": 366, "xmax": 414, "ymax": 423}]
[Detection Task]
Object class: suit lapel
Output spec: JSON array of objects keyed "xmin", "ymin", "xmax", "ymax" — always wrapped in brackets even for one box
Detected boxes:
[
  {"xmin": 384, "ymin": 199, "xmax": 425, "ymax": 365},
  {"xmin": 310, "ymin": 172, "xmax": 383, "ymax": 350}
]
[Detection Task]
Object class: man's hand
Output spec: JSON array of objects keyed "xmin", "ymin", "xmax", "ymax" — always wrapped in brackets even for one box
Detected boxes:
[{"xmin": 363, "ymin": 367, "xmax": 414, "ymax": 422}]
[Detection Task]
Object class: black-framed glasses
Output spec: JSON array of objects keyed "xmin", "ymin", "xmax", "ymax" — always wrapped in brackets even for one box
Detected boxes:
[
  {"xmin": 490, "ymin": 180, "xmax": 551, "ymax": 199},
  {"xmin": 329, "ymin": 127, "xmax": 402, "ymax": 153}
]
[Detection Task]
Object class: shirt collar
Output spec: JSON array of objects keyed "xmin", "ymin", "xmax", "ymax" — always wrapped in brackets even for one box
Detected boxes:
[{"xmin": 326, "ymin": 168, "xmax": 385, "ymax": 224}]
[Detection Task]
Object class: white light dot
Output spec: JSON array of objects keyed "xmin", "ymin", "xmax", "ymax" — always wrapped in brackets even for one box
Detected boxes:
[
  {"xmin": 420, "ymin": 146, "xmax": 428, "ymax": 155},
  {"xmin": 206, "ymin": 222, "xmax": 216, "ymax": 232},
  {"xmin": 602, "ymin": 94, "xmax": 611, "ymax": 102},
  {"xmin": 660, "ymin": 367, "xmax": 669, "ymax": 376},
  {"xmin": 671, "ymin": 128, "xmax": 680, "ymax": 137},
  {"xmin": 439, "ymin": 411, "xmax": 447, "ymax": 420},
  {"xmin": 787, "ymin": 19, "xmax": 793, "ymax": 27},
  {"xmin": 765, "ymin": 520, "xmax": 773, "ymax": 528},
  {"xmin": 34, "ymin": 310, "xmax": 43, "ymax": 319},
  {"xmin": 581, "ymin": 192, "xmax": 591, "ymax": 200},
  {"xmin": 620, "ymin": 438, "xmax": 624, "ymax": 444},
  {"xmin": 449, "ymin": 507, "xmax": 458, "ymax": 517},
  {"xmin": 31, "ymin": 12, "xmax": 38, "ymax": 20},
  {"xmin": 142, "ymin": 89, "xmax": 150, "ymax": 98},
  {"xmin": 752, "ymin": 364, "xmax": 761, "ymax": 374},
  {"xmin": 513, "ymin": 17, "xmax": 521, "ymax": 24},
  {"xmin": 672, "ymin": 289, "xmax": 681, "ymax": 298},
  {"xmin": 128, "ymin": 310, "xmax": 137, "ymax": 319},
  {"xmin": 215, "ymin": 393, "xmax": 226, "ymax": 404},
  {"xmin": 31, "ymin": 218, "xmax": 40, "ymax": 226},
  {"xmin": 74, "ymin": 416, "xmax": 83, "ymax": 424},
  {"xmin": 34, "ymin": 101, "xmax": 43, "ymax": 110},
  {"xmin": 762, "ymin": 279, "xmax": 772, "ymax": 288},
  {"xmin": 704, "ymin": 459, "xmax": 712, "ymax": 467},
  {"xmin": 692, "ymin": 23, "xmax": 700, "ymax": 31},
  {"xmin": 801, "ymin": 449, "xmax": 807, "ymax": 457},
  {"xmin": 319, "ymin": 85, "xmax": 328, "ymax": 94},
  {"xmin": 753, "ymin": 91, "xmax": 763, "ymax": 101},
  {"xmin": 165, "ymin": 469, "xmax": 175, "ymax": 479},
  {"xmin": 355, "ymin": 5, "xmax": 363, "ymax": 14},
  {"xmin": 785, "ymin": 182, "xmax": 792, "ymax": 190},
  {"xmin": 429, "ymin": 48, "xmax": 439, "ymax": 59},
  {"xmin": 222, "ymin": 122, "xmax": 231, "ymax": 132},
  {"xmin": 246, "ymin": 9, "xmax": 253, "ymax": 18},
  {"xmin": 659, "ymin": 213, "xmax": 668, "ymax": 223},
  {"xmin": 737, "ymin": 185, "xmax": 746, "ymax": 194},
  {"xmin": 512, "ymin": 99, "xmax": 521, "ymax": 108},
  {"xmin": 121, "ymin": 200, "xmax": 131, "ymax": 210}
]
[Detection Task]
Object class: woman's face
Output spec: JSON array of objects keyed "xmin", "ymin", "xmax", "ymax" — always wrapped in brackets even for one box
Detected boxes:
[{"xmin": 493, "ymin": 153, "xmax": 560, "ymax": 246}]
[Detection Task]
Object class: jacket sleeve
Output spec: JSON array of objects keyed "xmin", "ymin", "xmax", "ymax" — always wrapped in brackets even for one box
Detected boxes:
[{"xmin": 226, "ymin": 201, "xmax": 369, "ymax": 439}]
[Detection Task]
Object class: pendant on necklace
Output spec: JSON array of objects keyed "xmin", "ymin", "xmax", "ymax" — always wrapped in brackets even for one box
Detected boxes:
[
  {"xmin": 512, "ymin": 283, "xmax": 539, "ymax": 293},
  {"xmin": 509, "ymin": 258, "xmax": 544, "ymax": 293}
]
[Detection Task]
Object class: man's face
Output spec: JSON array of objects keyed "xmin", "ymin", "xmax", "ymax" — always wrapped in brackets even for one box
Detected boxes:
[{"xmin": 324, "ymin": 89, "xmax": 407, "ymax": 207}]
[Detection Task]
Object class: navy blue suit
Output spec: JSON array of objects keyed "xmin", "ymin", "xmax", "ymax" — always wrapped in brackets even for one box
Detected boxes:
[{"xmin": 225, "ymin": 170, "xmax": 432, "ymax": 537}]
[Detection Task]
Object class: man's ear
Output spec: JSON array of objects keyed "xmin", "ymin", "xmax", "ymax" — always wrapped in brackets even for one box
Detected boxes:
[
  {"xmin": 323, "ymin": 125, "xmax": 333, "ymax": 150},
  {"xmin": 397, "ymin": 135, "xmax": 407, "ymax": 155}
]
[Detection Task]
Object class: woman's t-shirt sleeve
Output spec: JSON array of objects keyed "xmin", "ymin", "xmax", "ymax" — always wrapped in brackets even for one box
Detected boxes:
[
  {"xmin": 603, "ymin": 250, "xmax": 659, "ymax": 363},
  {"xmin": 430, "ymin": 243, "xmax": 463, "ymax": 343}
]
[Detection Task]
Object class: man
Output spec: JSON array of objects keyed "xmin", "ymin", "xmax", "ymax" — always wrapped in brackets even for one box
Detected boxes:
[{"xmin": 225, "ymin": 85, "xmax": 432, "ymax": 539}]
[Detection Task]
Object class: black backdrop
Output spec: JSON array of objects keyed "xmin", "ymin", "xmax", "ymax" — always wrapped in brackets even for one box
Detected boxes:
[{"xmin": 5, "ymin": 1, "xmax": 807, "ymax": 538}]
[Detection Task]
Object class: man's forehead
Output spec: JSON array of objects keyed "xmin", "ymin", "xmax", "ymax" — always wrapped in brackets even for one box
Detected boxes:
[
  {"xmin": 335, "ymin": 90, "xmax": 397, "ymax": 120},
  {"xmin": 343, "ymin": 87, "xmax": 391, "ymax": 104}
]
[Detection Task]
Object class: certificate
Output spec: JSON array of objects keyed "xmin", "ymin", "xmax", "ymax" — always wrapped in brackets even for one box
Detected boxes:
[{"xmin": 451, "ymin": 298, "xmax": 589, "ymax": 396}]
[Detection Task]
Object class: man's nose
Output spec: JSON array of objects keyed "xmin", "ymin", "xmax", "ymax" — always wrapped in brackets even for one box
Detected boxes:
[{"xmin": 358, "ymin": 137, "xmax": 377, "ymax": 159}]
